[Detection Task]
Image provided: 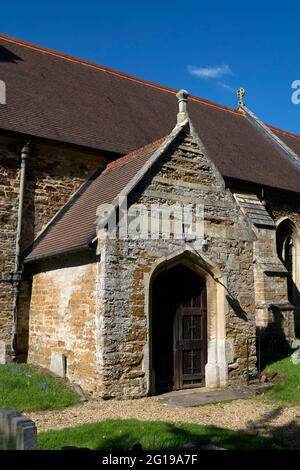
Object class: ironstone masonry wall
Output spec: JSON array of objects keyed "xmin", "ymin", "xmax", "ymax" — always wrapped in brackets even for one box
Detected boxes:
[
  {"xmin": 0, "ymin": 139, "xmax": 19, "ymax": 358},
  {"xmin": 97, "ymin": 238, "xmax": 257, "ymax": 399},
  {"xmin": 27, "ymin": 259, "xmax": 100, "ymax": 394},
  {"xmin": 0, "ymin": 135, "xmax": 106, "ymax": 358}
]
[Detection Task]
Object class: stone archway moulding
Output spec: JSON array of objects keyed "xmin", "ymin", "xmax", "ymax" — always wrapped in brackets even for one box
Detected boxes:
[
  {"xmin": 276, "ymin": 217, "xmax": 300, "ymax": 309},
  {"xmin": 143, "ymin": 247, "xmax": 228, "ymax": 394}
]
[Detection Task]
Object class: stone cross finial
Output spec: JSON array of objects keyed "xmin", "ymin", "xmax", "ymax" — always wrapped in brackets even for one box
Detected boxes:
[
  {"xmin": 176, "ymin": 89, "xmax": 189, "ymax": 125},
  {"xmin": 237, "ymin": 87, "xmax": 245, "ymax": 109}
]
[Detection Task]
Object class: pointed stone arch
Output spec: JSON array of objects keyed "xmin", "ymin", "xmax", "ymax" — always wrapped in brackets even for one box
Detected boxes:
[
  {"xmin": 276, "ymin": 218, "xmax": 300, "ymax": 335},
  {"xmin": 143, "ymin": 248, "xmax": 228, "ymax": 394}
]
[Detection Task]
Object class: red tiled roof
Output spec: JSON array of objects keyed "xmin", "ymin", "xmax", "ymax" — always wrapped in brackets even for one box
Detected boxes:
[
  {"xmin": 106, "ymin": 137, "xmax": 166, "ymax": 170},
  {"xmin": 1, "ymin": 34, "xmax": 300, "ymax": 195},
  {"xmin": 24, "ymin": 137, "xmax": 164, "ymax": 261},
  {"xmin": 268, "ymin": 124, "xmax": 300, "ymax": 140},
  {"xmin": 0, "ymin": 33, "xmax": 240, "ymax": 116}
]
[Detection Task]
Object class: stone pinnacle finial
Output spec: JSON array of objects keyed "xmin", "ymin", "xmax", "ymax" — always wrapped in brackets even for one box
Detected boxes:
[
  {"xmin": 176, "ymin": 89, "xmax": 189, "ymax": 125},
  {"xmin": 237, "ymin": 87, "xmax": 245, "ymax": 109},
  {"xmin": 20, "ymin": 140, "xmax": 31, "ymax": 160}
]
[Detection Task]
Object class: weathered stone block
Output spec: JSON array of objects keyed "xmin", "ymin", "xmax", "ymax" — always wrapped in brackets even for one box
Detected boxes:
[
  {"xmin": 0, "ymin": 341, "xmax": 7, "ymax": 364},
  {"xmin": 225, "ymin": 339, "xmax": 234, "ymax": 364},
  {"xmin": 292, "ymin": 338, "xmax": 300, "ymax": 349},
  {"xmin": 291, "ymin": 349, "xmax": 300, "ymax": 365},
  {"xmin": 50, "ymin": 352, "xmax": 66, "ymax": 377}
]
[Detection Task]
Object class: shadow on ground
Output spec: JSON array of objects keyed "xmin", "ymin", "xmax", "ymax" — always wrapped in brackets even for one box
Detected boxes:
[
  {"xmin": 245, "ymin": 406, "xmax": 300, "ymax": 449},
  {"xmin": 38, "ymin": 418, "xmax": 290, "ymax": 450}
]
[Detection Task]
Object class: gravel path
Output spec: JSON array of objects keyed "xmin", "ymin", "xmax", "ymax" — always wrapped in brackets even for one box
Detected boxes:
[{"xmin": 28, "ymin": 397, "xmax": 300, "ymax": 448}]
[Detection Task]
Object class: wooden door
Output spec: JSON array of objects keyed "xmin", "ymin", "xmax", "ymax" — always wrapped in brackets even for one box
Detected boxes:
[{"xmin": 174, "ymin": 289, "xmax": 207, "ymax": 389}]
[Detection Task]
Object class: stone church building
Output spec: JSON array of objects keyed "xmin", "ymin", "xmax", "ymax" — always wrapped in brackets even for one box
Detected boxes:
[{"xmin": 0, "ymin": 34, "xmax": 300, "ymax": 399}]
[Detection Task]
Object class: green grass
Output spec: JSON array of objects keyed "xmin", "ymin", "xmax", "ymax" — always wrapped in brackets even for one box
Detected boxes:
[
  {"xmin": 0, "ymin": 364, "xmax": 80, "ymax": 412},
  {"xmin": 264, "ymin": 356, "xmax": 300, "ymax": 405},
  {"xmin": 38, "ymin": 418, "xmax": 289, "ymax": 450}
]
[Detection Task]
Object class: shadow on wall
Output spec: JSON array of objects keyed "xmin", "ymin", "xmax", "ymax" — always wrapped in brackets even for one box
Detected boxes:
[
  {"xmin": 225, "ymin": 294, "xmax": 249, "ymax": 322},
  {"xmin": 284, "ymin": 273, "xmax": 300, "ymax": 339},
  {"xmin": 256, "ymin": 307, "xmax": 294, "ymax": 372},
  {"xmin": 0, "ymin": 46, "xmax": 22, "ymax": 63},
  {"xmin": 16, "ymin": 173, "xmax": 39, "ymax": 362},
  {"xmin": 292, "ymin": 279, "xmax": 300, "ymax": 338},
  {"xmin": 16, "ymin": 278, "xmax": 32, "ymax": 362}
]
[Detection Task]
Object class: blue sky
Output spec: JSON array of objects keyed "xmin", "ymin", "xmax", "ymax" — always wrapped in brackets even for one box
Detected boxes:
[{"xmin": 1, "ymin": 0, "xmax": 300, "ymax": 134}]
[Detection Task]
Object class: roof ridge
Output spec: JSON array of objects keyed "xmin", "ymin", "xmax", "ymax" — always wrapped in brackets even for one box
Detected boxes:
[
  {"xmin": 242, "ymin": 105, "xmax": 300, "ymax": 169},
  {"xmin": 106, "ymin": 137, "xmax": 166, "ymax": 170},
  {"xmin": 0, "ymin": 32, "xmax": 240, "ymax": 116},
  {"xmin": 1, "ymin": 33, "xmax": 299, "ymax": 140},
  {"xmin": 267, "ymin": 124, "xmax": 300, "ymax": 140}
]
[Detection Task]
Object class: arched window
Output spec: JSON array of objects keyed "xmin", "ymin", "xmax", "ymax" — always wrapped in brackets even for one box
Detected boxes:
[{"xmin": 276, "ymin": 219, "xmax": 298, "ymax": 304}]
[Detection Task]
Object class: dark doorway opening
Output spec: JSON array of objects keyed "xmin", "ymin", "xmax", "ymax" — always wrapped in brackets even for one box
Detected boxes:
[{"xmin": 152, "ymin": 264, "xmax": 207, "ymax": 394}]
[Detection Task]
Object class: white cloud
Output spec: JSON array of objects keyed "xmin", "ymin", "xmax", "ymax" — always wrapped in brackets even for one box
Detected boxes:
[
  {"xmin": 218, "ymin": 82, "xmax": 235, "ymax": 92},
  {"xmin": 188, "ymin": 64, "xmax": 233, "ymax": 79}
]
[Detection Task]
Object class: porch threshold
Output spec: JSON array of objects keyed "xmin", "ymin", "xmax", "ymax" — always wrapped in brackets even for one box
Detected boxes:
[{"xmin": 156, "ymin": 387, "xmax": 253, "ymax": 407}]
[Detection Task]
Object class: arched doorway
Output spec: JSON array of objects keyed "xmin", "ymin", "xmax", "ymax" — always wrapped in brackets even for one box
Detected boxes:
[{"xmin": 152, "ymin": 264, "xmax": 207, "ymax": 393}]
